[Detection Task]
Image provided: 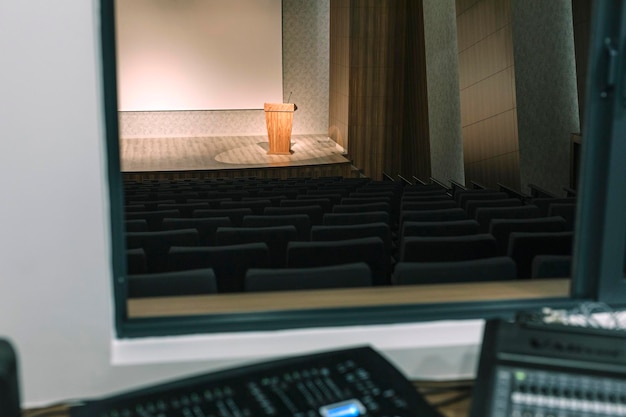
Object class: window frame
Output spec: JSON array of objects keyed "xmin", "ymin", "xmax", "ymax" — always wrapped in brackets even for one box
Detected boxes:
[{"xmin": 100, "ymin": 0, "xmax": 626, "ymax": 339}]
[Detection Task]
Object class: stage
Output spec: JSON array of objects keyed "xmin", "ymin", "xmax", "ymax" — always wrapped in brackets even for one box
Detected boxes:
[{"xmin": 120, "ymin": 134, "xmax": 356, "ymax": 180}]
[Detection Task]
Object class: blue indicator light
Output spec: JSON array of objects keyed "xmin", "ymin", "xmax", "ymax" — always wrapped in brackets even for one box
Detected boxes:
[
  {"xmin": 319, "ymin": 400, "xmax": 365, "ymax": 417},
  {"xmin": 326, "ymin": 404, "xmax": 361, "ymax": 417}
]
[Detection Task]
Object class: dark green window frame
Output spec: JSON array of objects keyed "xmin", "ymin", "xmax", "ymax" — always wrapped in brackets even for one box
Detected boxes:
[{"xmin": 100, "ymin": 0, "xmax": 626, "ymax": 339}]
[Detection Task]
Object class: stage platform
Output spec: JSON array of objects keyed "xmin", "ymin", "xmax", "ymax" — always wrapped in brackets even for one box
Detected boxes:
[{"xmin": 120, "ymin": 134, "xmax": 357, "ymax": 181}]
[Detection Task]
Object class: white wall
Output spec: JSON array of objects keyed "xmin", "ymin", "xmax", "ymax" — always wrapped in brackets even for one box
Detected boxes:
[{"xmin": 0, "ymin": 0, "xmax": 482, "ymax": 407}]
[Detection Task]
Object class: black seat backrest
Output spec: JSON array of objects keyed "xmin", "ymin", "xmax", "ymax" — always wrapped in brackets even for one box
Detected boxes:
[
  {"xmin": 547, "ymin": 203, "xmax": 577, "ymax": 231},
  {"xmin": 242, "ymin": 214, "xmax": 311, "ymax": 241},
  {"xmin": 161, "ymin": 217, "xmax": 232, "ymax": 245},
  {"xmin": 125, "ymin": 209, "xmax": 181, "ymax": 230},
  {"xmin": 400, "ymin": 208, "xmax": 467, "ymax": 224},
  {"xmin": 322, "ymin": 211, "xmax": 390, "ymax": 226},
  {"xmin": 401, "ymin": 219, "xmax": 479, "ymax": 239},
  {"xmin": 531, "ymin": 255, "xmax": 573, "ymax": 278},
  {"xmin": 332, "ymin": 202, "xmax": 392, "ymax": 214},
  {"xmin": 287, "ymin": 237, "xmax": 390, "ymax": 286},
  {"xmin": 280, "ymin": 198, "xmax": 333, "ymax": 213},
  {"xmin": 215, "ymin": 225, "xmax": 299, "ymax": 268},
  {"xmin": 475, "ymin": 205, "xmax": 541, "ymax": 232},
  {"xmin": 244, "ymin": 263, "xmax": 372, "ymax": 292},
  {"xmin": 400, "ymin": 234, "xmax": 497, "ymax": 262},
  {"xmin": 464, "ymin": 198, "xmax": 522, "ymax": 219},
  {"xmin": 311, "ymin": 222, "xmax": 392, "ymax": 257},
  {"xmin": 192, "ymin": 208, "xmax": 253, "ymax": 227},
  {"xmin": 529, "ymin": 197, "xmax": 577, "ymax": 216},
  {"xmin": 507, "ymin": 231, "xmax": 574, "ymax": 279},
  {"xmin": 128, "ymin": 268, "xmax": 217, "ymax": 298},
  {"xmin": 455, "ymin": 191, "xmax": 508, "ymax": 208},
  {"xmin": 264, "ymin": 205, "xmax": 323, "ymax": 225},
  {"xmin": 489, "ymin": 216, "xmax": 566, "ymax": 255},
  {"xmin": 400, "ymin": 200, "xmax": 458, "ymax": 211},
  {"xmin": 392, "ymin": 257, "xmax": 516, "ymax": 285},
  {"xmin": 219, "ymin": 199, "xmax": 273, "ymax": 215},
  {"xmin": 126, "ymin": 229, "xmax": 200, "ymax": 272},
  {"xmin": 156, "ymin": 202, "xmax": 211, "ymax": 217},
  {"xmin": 167, "ymin": 243, "xmax": 270, "ymax": 293}
]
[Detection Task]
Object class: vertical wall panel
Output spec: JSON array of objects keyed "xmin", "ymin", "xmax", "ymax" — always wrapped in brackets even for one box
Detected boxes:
[
  {"xmin": 456, "ymin": 0, "xmax": 519, "ymax": 190},
  {"xmin": 329, "ymin": 0, "xmax": 350, "ymax": 150},
  {"xmin": 402, "ymin": 0, "xmax": 431, "ymax": 180},
  {"xmin": 424, "ymin": 0, "xmax": 465, "ymax": 184},
  {"xmin": 571, "ymin": 0, "xmax": 591, "ymax": 131},
  {"xmin": 512, "ymin": 0, "xmax": 580, "ymax": 195}
]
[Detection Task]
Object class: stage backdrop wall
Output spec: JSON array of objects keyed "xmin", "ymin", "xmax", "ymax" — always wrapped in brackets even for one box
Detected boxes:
[{"xmin": 118, "ymin": 0, "xmax": 330, "ymax": 138}]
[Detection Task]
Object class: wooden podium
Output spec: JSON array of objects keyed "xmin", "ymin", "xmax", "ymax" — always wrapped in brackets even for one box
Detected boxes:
[{"xmin": 264, "ymin": 103, "xmax": 296, "ymax": 155}]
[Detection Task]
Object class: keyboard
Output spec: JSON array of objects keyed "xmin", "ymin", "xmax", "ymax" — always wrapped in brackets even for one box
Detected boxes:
[{"xmin": 70, "ymin": 346, "xmax": 442, "ymax": 417}]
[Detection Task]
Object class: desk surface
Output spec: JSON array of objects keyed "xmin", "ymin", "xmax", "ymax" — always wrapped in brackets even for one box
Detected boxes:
[
  {"xmin": 128, "ymin": 279, "xmax": 571, "ymax": 318},
  {"xmin": 23, "ymin": 379, "xmax": 473, "ymax": 417}
]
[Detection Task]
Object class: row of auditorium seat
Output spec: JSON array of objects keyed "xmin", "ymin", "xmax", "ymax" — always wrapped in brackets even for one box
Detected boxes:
[{"xmin": 122, "ymin": 176, "xmax": 577, "ymax": 297}]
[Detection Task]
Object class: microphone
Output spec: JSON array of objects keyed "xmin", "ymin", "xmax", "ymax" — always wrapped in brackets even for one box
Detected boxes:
[{"xmin": 287, "ymin": 91, "xmax": 292, "ymax": 103}]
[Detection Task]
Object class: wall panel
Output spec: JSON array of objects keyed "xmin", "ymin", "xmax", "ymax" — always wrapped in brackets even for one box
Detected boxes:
[
  {"xmin": 512, "ymin": 0, "xmax": 580, "ymax": 195},
  {"xmin": 456, "ymin": 0, "xmax": 519, "ymax": 190}
]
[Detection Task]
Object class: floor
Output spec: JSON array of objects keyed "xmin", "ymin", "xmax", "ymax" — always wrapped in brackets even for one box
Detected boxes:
[{"xmin": 119, "ymin": 134, "xmax": 350, "ymax": 173}]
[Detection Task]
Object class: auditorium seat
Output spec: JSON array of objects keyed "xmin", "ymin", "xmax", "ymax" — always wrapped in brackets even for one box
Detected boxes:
[
  {"xmin": 127, "ymin": 199, "xmax": 176, "ymax": 211},
  {"xmin": 124, "ymin": 204, "xmax": 147, "ymax": 213},
  {"xmin": 244, "ymin": 263, "xmax": 372, "ymax": 292},
  {"xmin": 126, "ymin": 248, "xmax": 147, "ymax": 274},
  {"xmin": 391, "ymin": 257, "xmax": 517, "ymax": 285},
  {"xmin": 401, "ymin": 194, "xmax": 453, "ymax": 202},
  {"xmin": 343, "ymin": 194, "xmax": 399, "ymax": 217},
  {"xmin": 127, "ymin": 268, "xmax": 218, "ymax": 298},
  {"xmin": 242, "ymin": 214, "xmax": 311, "ymax": 241},
  {"xmin": 161, "ymin": 217, "xmax": 232, "ymax": 246},
  {"xmin": 126, "ymin": 228, "xmax": 200, "ymax": 272},
  {"xmin": 400, "ymin": 208, "xmax": 467, "ymax": 224},
  {"xmin": 548, "ymin": 203, "xmax": 577, "ymax": 231},
  {"xmin": 475, "ymin": 205, "xmax": 542, "ymax": 232},
  {"xmin": 264, "ymin": 205, "xmax": 323, "ymax": 225},
  {"xmin": 455, "ymin": 191, "xmax": 508, "ymax": 208},
  {"xmin": 219, "ymin": 199, "xmax": 272, "ymax": 215},
  {"xmin": 322, "ymin": 211, "xmax": 390, "ymax": 226},
  {"xmin": 205, "ymin": 190, "xmax": 251, "ymax": 201},
  {"xmin": 297, "ymin": 193, "xmax": 343, "ymax": 205},
  {"xmin": 187, "ymin": 197, "xmax": 234, "ymax": 208},
  {"xmin": 400, "ymin": 200, "xmax": 458, "ymax": 211},
  {"xmin": 400, "ymin": 219, "xmax": 480, "ymax": 239},
  {"xmin": 215, "ymin": 225, "xmax": 299, "ymax": 267},
  {"xmin": 529, "ymin": 197, "xmax": 577, "ymax": 216},
  {"xmin": 332, "ymin": 202, "xmax": 392, "ymax": 214},
  {"xmin": 154, "ymin": 191, "xmax": 200, "ymax": 203},
  {"xmin": 192, "ymin": 208, "xmax": 253, "ymax": 227},
  {"xmin": 489, "ymin": 216, "xmax": 567, "ymax": 255},
  {"xmin": 167, "ymin": 243, "xmax": 270, "ymax": 293},
  {"xmin": 125, "ymin": 209, "xmax": 181, "ymax": 230},
  {"xmin": 402, "ymin": 185, "xmax": 449, "ymax": 195},
  {"xmin": 280, "ymin": 198, "xmax": 333, "ymax": 213},
  {"xmin": 125, "ymin": 219, "xmax": 149, "ymax": 232},
  {"xmin": 156, "ymin": 202, "xmax": 211, "ymax": 217},
  {"xmin": 399, "ymin": 234, "xmax": 497, "ymax": 262},
  {"xmin": 287, "ymin": 237, "xmax": 390, "ymax": 285},
  {"xmin": 507, "ymin": 231, "xmax": 574, "ymax": 279},
  {"xmin": 464, "ymin": 198, "xmax": 523, "ymax": 219},
  {"xmin": 531, "ymin": 255, "xmax": 573, "ymax": 278},
  {"xmin": 311, "ymin": 222, "xmax": 393, "ymax": 262}
]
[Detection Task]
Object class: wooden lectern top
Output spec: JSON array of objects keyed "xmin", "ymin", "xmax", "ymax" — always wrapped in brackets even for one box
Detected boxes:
[{"xmin": 264, "ymin": 103, "xmax": 296, "ymax": 112}]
